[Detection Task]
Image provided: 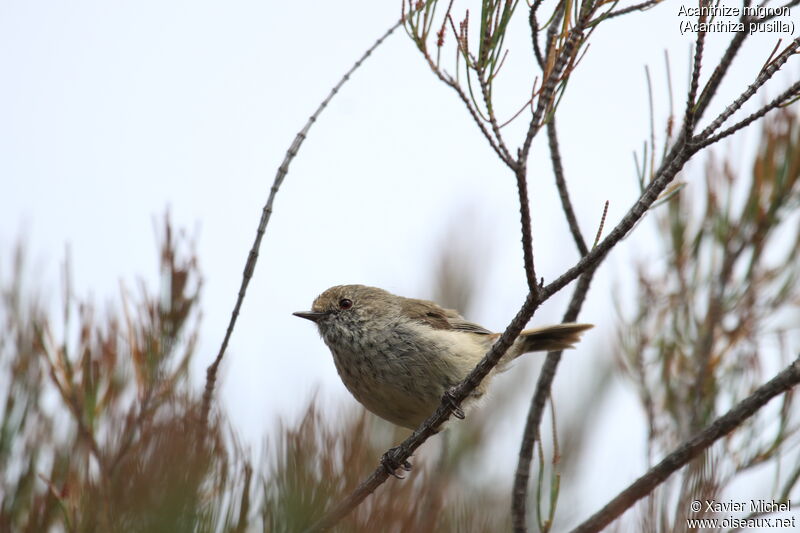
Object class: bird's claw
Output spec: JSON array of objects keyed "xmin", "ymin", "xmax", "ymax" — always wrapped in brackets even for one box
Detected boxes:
[
  {"xmin": 443, "ymin": 388, "xmax": 465, "ymax": 420},
  {"xmin": 381, "ymin": 447, "xmax": 412, "ymax": 479}
]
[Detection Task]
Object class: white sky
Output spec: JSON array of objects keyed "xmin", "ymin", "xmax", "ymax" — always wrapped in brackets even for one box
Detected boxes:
[{"xmin": 1, "ymin": 1, "xmax": 797, "ymax": 528}]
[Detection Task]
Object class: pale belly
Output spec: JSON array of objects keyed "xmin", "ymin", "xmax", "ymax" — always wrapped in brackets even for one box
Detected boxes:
[
  {"xmin": 330, "ymin": 346, "xmax": 451, "ymax": 428},
  {"xmin": 327, "ymin": 328, "xmax": 489, "ymax": 428}
]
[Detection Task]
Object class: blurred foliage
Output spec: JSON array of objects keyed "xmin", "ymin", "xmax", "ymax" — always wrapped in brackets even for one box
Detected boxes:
[
  {"xmin": 0, "ymin": 219, "xmax": 241, "ymax": 532},
  {"xmin": 0, "ymin": 214, "xmax": 531, "ymax": 532},
  {"xmin": 0, "ymin": 210, "xmax": 611, "ymax": 532},
  {"xmin": 7, "ymin": 112, "xmax": 797, "ymax": 532},
  {"xmin": 618, "ymin": 109, "xmax": 800, "ymax": 531},
  {"xmin": 262, "ymin": 402, "xmax": 512, "ymax": 532}
]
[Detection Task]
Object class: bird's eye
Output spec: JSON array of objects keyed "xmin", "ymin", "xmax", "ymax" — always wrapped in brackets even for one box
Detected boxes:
[{"xmin": 338, "ymin": 298, "xmax": 353, "ymax": 310}]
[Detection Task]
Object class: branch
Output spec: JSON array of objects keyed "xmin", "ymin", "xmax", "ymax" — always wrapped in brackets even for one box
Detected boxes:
[
  {"xmin": 529, "ymin": 1, "xmax": 545, "ymax": 69},
  {"xmin": 693, "ymin": 21, "xmax": 749, "ymax": 122},
  {"xmin": 570, "ymin": 355, "xmax": 800, "ymax": 533},
  {"xmin": 198, "ymin": 19, "xmax": 404, "ymax": 430},
  {"xmin": 512, "ymin": 268, "xmax": 598, "ymax": 531},
  {"xmin": 682, "ymin": 5, "xmax": 709, "ymax": 137},
  {"xmin": 521, "ymin": 25, "xmax": 584, "ymax": 164},
  {"xmin": 310, "ymin": 44, "xmax": 697, "ymax": 532},
  {"xmin": 421, "ymin": 53, "xmax": 517, "ymax": 168},
  {"xmin": 693, "ymin": 79, "xmax": 800, "ymax": 151},
  {"xmin": 310, "ymin": 62, "xmax": 547, "ymax": 527},
  {"xmin": 547, "ymin": 118, "xmax": 589, "ymax": 256},
  {"xmin": 538, "ymin": 36, "xmax": 794, "ymax": 303},
  {"xmin": 695, "ymin": 36, "xmax": 800, "ymax": 142},
  {"xmin": 531, "ymin": 25, "xmax": 800, "ymax": 312},
  {"xmin": 539, "ymin": 131, "xmax": 690, "ymax": 304},
  {"xmin": 516, "ymin": 165, "xmax": 540, "ymax": 292},
  {"xmin": 477, "ymin": 70, "xmax": 514, "ymax": 163},
  {"xmin": 602, "ymin": 0, "xmax": 664, "ymax": 20},
  {"xmin": 304, "ymin": 291, "xmax": 541, "ymax": 532},
  {"xmin": 307, "ymin": 7, "xmax": 800, "ymax": 531}
]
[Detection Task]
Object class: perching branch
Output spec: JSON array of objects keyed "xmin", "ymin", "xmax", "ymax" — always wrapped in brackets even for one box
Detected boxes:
[
  {"xmin": 305, "ymin": 4, "xmax": 799, "ymax": 532},
  {"xmin": 304, "ymin": 291, "xmax": 542, "ymax": 532},
  {"xmin": 199, "ymin": 19, "xmax": 405, "ymax": 430}
]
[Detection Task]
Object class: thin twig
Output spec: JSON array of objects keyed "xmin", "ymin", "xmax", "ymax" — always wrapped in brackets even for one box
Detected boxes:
[
  {"xmin": 695, "ymin": 36, "xmax": 800, "ymax": 142},
  {"xmin": 570, "ymin": 355, "xmax": 800, "ymax": 533},
  {"xmin": 646, "ymin": 65, "xmax": 656, "ymax": 182},
  {"xmin": 693, "ymin": 79, "xmax": 800, "ymax": 151},
  {"xmin": 529, "ymin": 2, "xmax": 545, "ymax": 69},
  {"xmin": 421, "ymin": 53, "xmax": 517, "ymax": 168},
  {"xmin": 521, "ymin": 10, "xmax": 588, "ymax": 164},
  {"xmin": 602, "ymin": 0, "xmax": 663, "ymax": 20},
  {"xmin": 477, "ymin": 70, "xmax": 515, "ymax": 163},
  {"xmin": 516, "ymin": 163, "xmax": 540, "ymax": 292},
  {"xmin": 199, "ymin": 19, "xmax": 404, "ymax": 429},
  {"xmin": 547, "ymin": 118, "xmax": 589, "ymax": 255},
  {"xmin": 693, "ymin": 16, "xmax": 749, "ymax": 122},
  {"xmin": 592, "ymin": 201, "xmax": 609, "ymax": 249},
  {"xmin": 682, "ymin": 6, "xmax": 709, "ymax": 137}
]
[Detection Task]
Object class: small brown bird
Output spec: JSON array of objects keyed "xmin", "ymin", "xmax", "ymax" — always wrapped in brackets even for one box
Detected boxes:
[{"xmin": 295, "ymin": 284, "xmax": 592, "ymax": 429}]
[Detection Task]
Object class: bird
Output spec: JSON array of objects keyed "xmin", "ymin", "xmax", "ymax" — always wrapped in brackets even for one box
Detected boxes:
[{"xmin": 294, "ymin": 284, "xmax": 593, "ymax": 429}]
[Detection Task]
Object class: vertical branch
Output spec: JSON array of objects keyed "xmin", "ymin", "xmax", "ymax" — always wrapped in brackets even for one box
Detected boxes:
[
  {"xmin": 511, "ymin": 268, "xmax": 597, "ymax": 532},
  {"xmin": 516, "ymin": 164, "xmax": 540, "ymax": 293},
  {"xmin": 547, "ymin": 118, "xmax": 589, "ymax": 256},
  {"xmin": 681, "ymin": 4, "xmax": 708, "ymax": 137}
]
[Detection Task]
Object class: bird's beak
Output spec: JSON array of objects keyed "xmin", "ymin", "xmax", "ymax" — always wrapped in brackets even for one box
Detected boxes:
[{"xmin": 293, "ymin": 310, "xmax": 328, "ymax": 323}]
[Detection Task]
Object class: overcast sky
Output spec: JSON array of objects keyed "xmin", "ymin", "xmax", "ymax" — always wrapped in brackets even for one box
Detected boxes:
[{"xmin": 1, "ymin": 1, "xmax": 797, "ymax": 526}]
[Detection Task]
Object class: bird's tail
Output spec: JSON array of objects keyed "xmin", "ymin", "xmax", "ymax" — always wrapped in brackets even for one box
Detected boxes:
[{"xmin": 512, "ymin": 323, "xmax": 593, "ymax": 356}]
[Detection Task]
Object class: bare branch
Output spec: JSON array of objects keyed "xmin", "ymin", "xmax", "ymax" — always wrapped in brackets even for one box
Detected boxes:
[
  {"xmin": 199, "ymin": 19, "xmax": 404, "ymax": 429},
  {"xmin": 682, "ymin": 5, "xmax": 709, "ymax": 137},
  {"xmin": 693, "ymin": 79, "xmax": 800, "ymax": 150},
  {"xmin": 547, "ymin": 118, "xmax": 589, "ymax": 256},
  {"xmin": 695, "ymin": 36, "xmax": 800, "ymax": 142},
  {"xmin": 516, "ymin": 164, "xmax": 540, "ymax": 292},
  {"xmin": 539, "ymin": 136, "xmax": 690, "ymax": 303},
  {"xmin": 529, "ymin": 1, "xmax": 545, "ymax": 68},
  {"xmin": 592, "ymin": 201, "xmax": 610, "ymax": 249},
  {"xmin": 478, "ymin": 70, "xmax": 515, "ymax": 163},
  {"xmin": 521, "ymin": 24, "xmax": 584, "ymax": 164},
  {"xmin": 512, "ymin": 268, "xmax": 598, "ymax": 532},
  {"xmin": 420, "ymin": 54, "xmax": 517, "ymax": 168},
  {"xmin": 602, "ymin": 0, "xmax": 664, "ymax": 20},
  {"xmin": 570, "ymin": 355, "xmax": 800, "ymax": 533}
]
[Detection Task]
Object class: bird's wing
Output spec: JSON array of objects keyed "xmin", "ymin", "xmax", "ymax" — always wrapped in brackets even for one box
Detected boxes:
[{"xmin": 399, "ymin": 297, "xmax": 493, "ymax": 335}]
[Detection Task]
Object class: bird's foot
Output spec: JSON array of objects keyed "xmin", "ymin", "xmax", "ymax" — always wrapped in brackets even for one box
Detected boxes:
[
  {"xmin": 381, "ymin": 446, "xmax": 412, "ymax": 479},
  {"xmin": 443, "ymin": 387, "xmax": 465, "ymax": 420}
]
